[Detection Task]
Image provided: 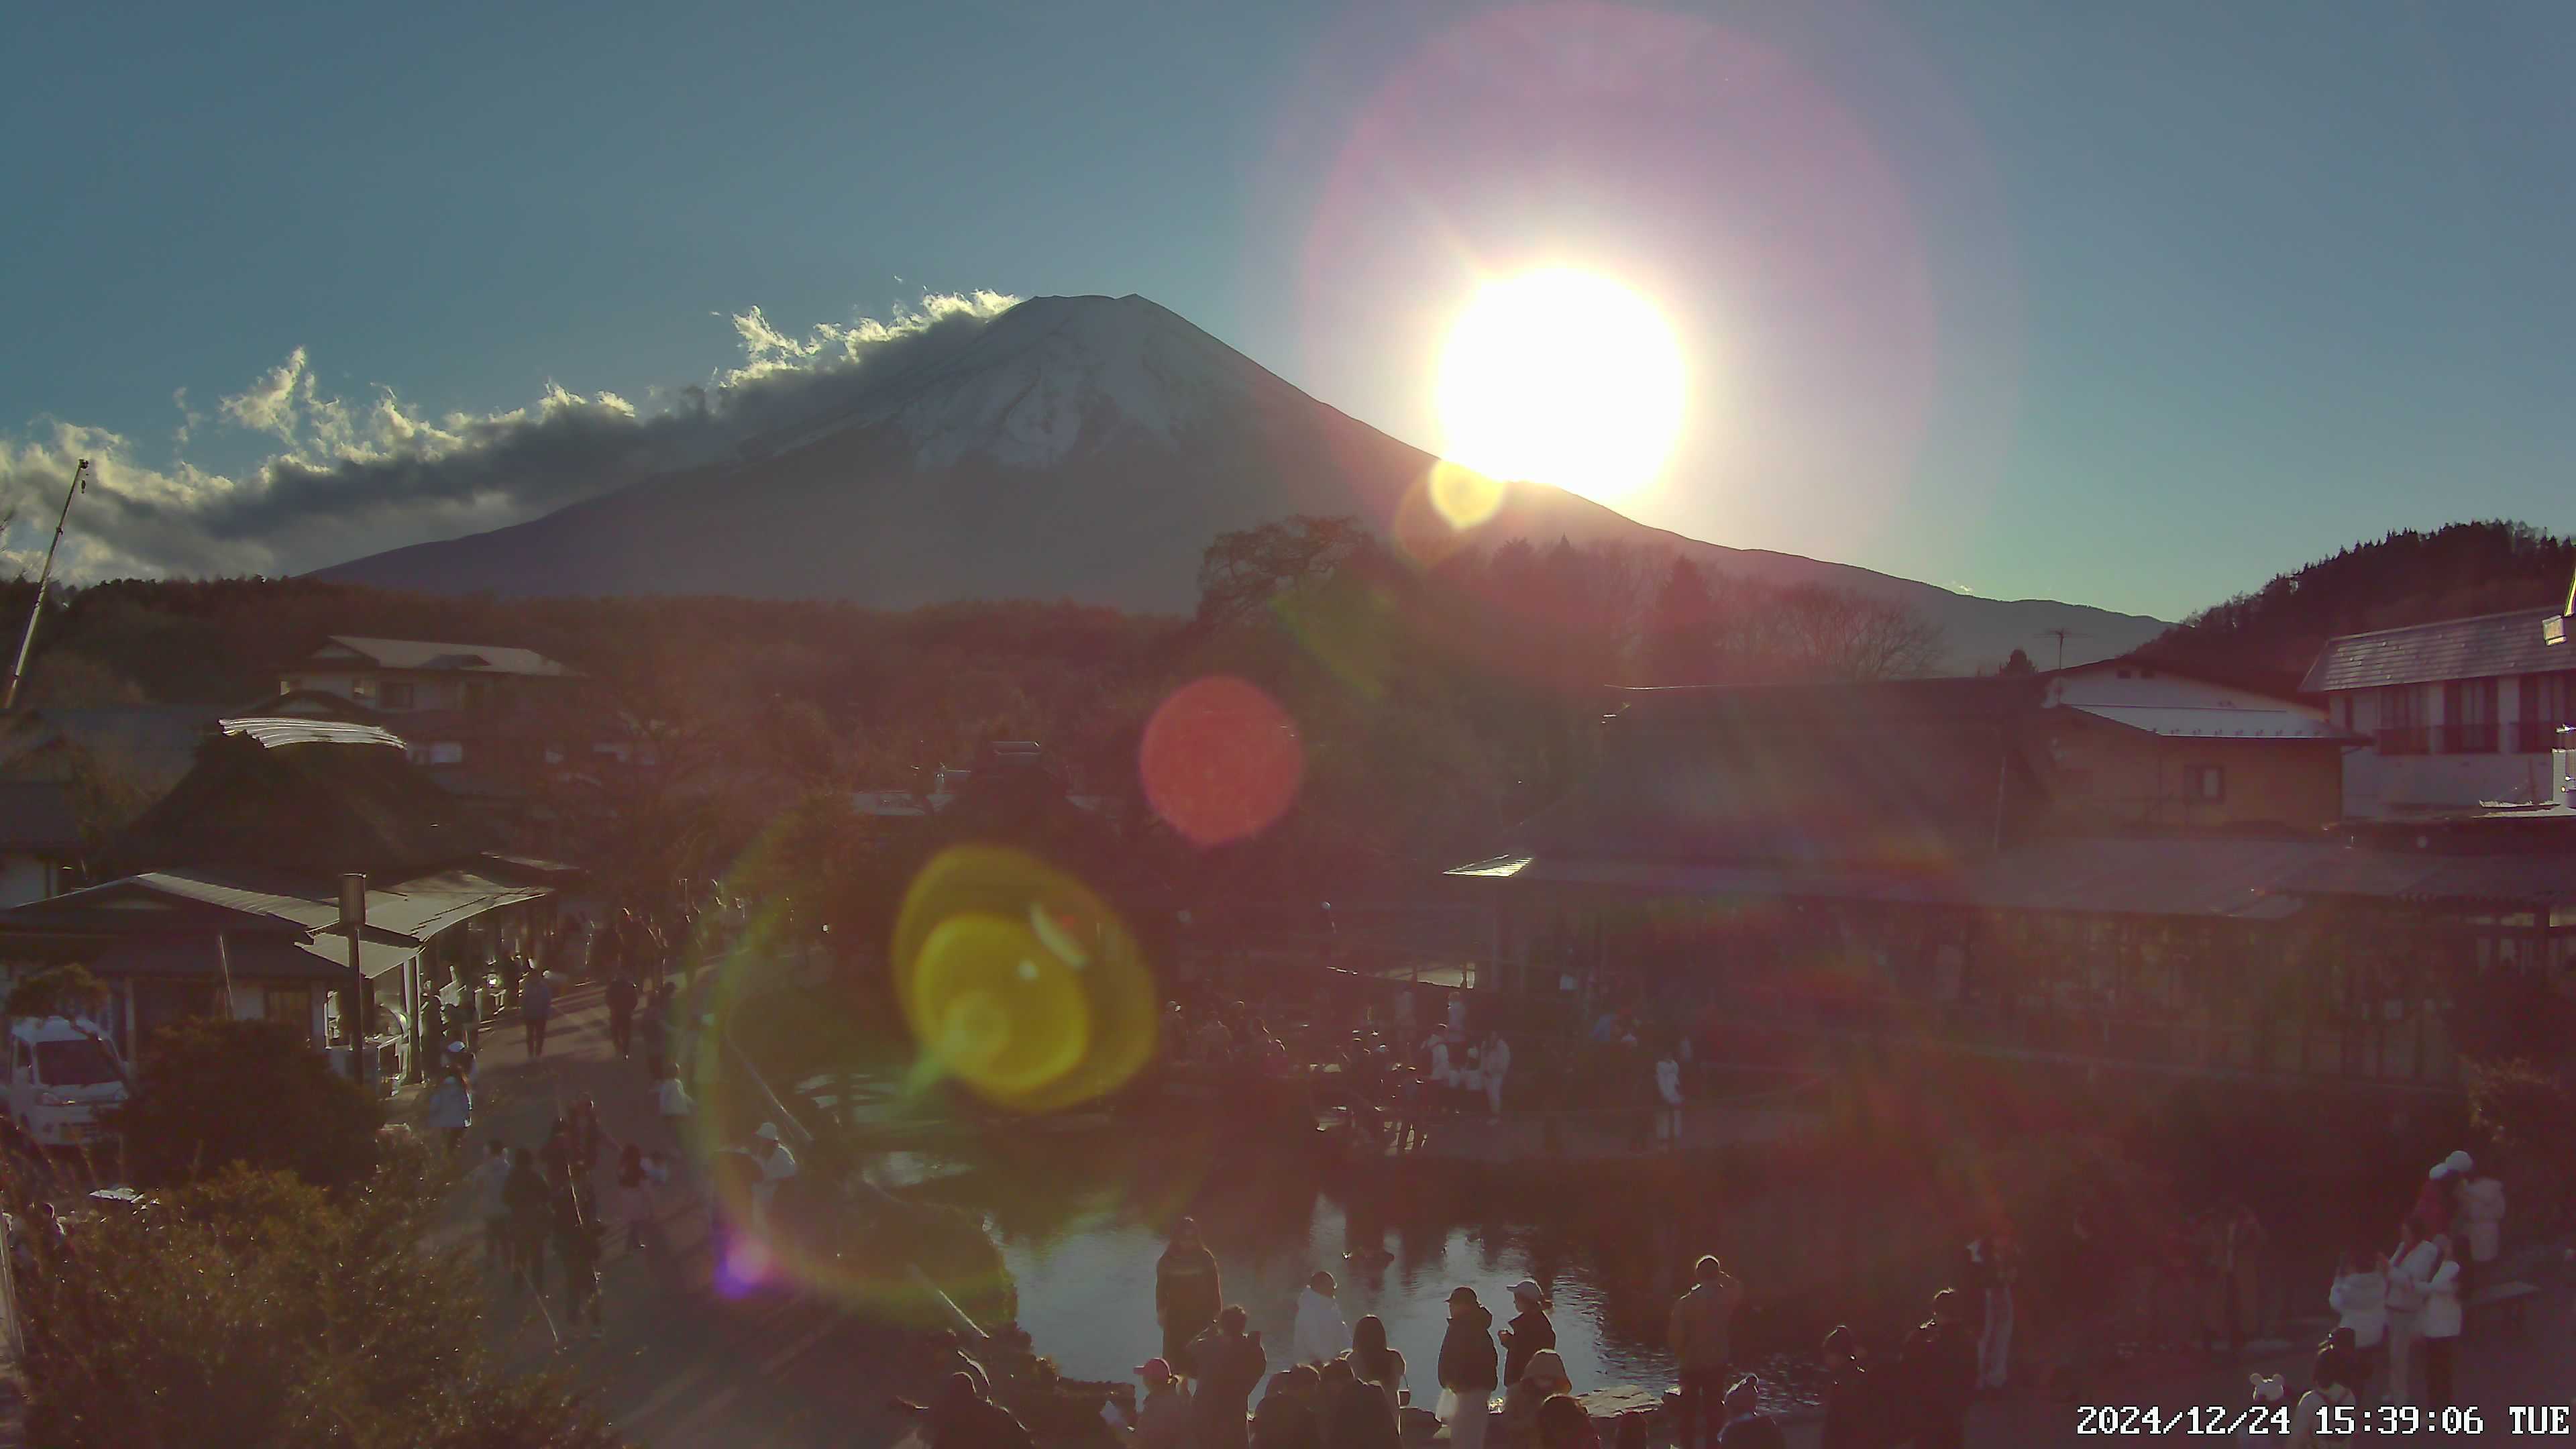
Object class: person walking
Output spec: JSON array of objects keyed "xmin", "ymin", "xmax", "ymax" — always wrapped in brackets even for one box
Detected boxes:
[
  {"xmin": 2457, "ymin": 1157, "xmax": 2504, "ymax": 1302},
  {"xmin": 2327, "ymin": 1249, "xmax": 2387, "ymax": 1402},
  {"xmin": 1968, "ymin": 1232, "xmax": 2015, "ymax": 1389},
  {"xmin": 1483, "ymin": 1032, "xmax": 1512, "ymax": 1116},
  {"xmin": 1897, "ymin": 1289, "xmax": 1978, "ymax": 1449},
  {"xmin": 521, "ymin": 967, "xmax": 555, "ymax": 1060},
  {"xmin": 425, "ymin": 1067, "xmax": 472, "ymax": 1155},
  {"xmin": 2385, "ymin": 1219, "xmax": 2436, "ymax": 1406},
  {"xmin": 1348, "ymin": 1314, "xmax": 1407, "ymax": 1421},
  {"xmin": 2409, "ymin": 1162, "xmax": 2455, "ymax": 1240},
  {"xmin": 1438, "ymin": 1286, "xmax": 1499, "ymax": 1449},
  {"xmin": 1292, "ymin": 1270, "xmax": 1345, "ymax": 1366},
  {"xmin": 606, "ymin": 970, "xmax": 639, "ymax": 1059},
  {"xmin": 2416, "ymin": 1235, "xmax": 2461, "ymax": 1411},
  {"xmin": 749, "ymin": 1122, "xmax": 797, "ymax": 1234},
  {"xmin": 1501, "ymin": 1279, "xmax": 1556, "ymax": 1388},
  {"xmin": 466, "ymin": 1142, "xmax": 512, "ymax": 1273},
  {"xmin": 1817, "ymin": 1327, "xmax": 1878, "ymax": 1449},
  {"xmin": 1654, "ymin": 1048, "xmax": 1684, "ymax": 1147},
  {"xmin": 645, "ymin": 979, "xmax": 678, "ymax": 1081},
  {"xmin": 503, "ymin": 1148, "xmax": 553, "ymax": 1296},
  {"xmin": 1158, "ymin": 1218, "xmax": 1225, "ymax": 1368},
  {"xmin": 554, "ymin": 1170, "xmax": 605, "ymax": 1339},
  {"xmin": 1188, "ymin": 1305, "xmax": 1268, "ymax": 1449},
  {"xmin": 1668, "ymin": 1255, "xmax": 1744, "ymax": 1449},
  {"xmin": 612, "ymin": 1141, "xmax": 655, "ymax": 1254}
]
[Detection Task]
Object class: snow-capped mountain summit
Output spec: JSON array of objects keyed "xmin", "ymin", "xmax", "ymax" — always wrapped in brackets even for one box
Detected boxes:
[
  {"xmin": 763, "ymin": 294, "xmax": 1276, "ymax": 468},
  {"xmin": 320, "ymin": 294, "xmax": 2165, "ymax": 667}
]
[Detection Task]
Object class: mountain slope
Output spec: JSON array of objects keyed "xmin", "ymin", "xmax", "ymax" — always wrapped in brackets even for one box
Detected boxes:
[{"xmin": 319, "ymin": 294, "xmax": 2165, "ymax": 669}]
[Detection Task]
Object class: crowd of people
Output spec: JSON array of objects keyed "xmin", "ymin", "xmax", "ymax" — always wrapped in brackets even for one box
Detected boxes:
[
  {"xmin": 2310, "ymin": 1148, "xmax": 2508, "ymax": 1413},
  {"xmin": 428, "ymin": 890, "xmax": 754, "ymax": 1339}
]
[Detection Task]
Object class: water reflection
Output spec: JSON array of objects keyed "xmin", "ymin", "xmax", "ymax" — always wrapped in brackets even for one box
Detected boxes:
[{"xmin": 882, "ymin": 1132, "xmax": 1710, "ymax": 1393}]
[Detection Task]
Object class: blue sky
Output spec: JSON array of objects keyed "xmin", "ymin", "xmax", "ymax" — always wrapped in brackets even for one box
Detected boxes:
[{"xmin": 4, "ymin": 0, "xmax": 2572, "ymax": 619}]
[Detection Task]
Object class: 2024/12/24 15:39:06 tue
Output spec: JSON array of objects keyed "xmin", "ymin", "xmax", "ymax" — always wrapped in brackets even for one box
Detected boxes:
[{"xmin": 2077, "ymin": 1404, "xmax": 2497, "ymax": 1435}]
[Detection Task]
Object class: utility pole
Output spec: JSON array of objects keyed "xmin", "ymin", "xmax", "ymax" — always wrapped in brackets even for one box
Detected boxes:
[
  {"xmin": 2041, "ymin": 627, "xmax": 2082, "ymax": 670},
  {"xmin": 3, "ymin": 459, "xmax": 89, "ymax": 712},
  {"xmin": 339, "ymin": 873, "xmax": 370, "ymax": 1090}
]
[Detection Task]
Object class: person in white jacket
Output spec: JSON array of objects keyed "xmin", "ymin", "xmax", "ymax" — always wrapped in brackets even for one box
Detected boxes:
[
  {"xmin": 1482, "ymin": 1033, "xmax": 1511, "ymax": 1117},
  {"xmin": 2328, "ymin": 1250, "xmax": 2387, "ymax": 1401},
  {"xmin": 1293, "ymin": 1270, "xmax": 1347, "ymax": 1366},
  {"xmin": 2417, "ymin": 1236, "xmax": 2463, "ymax": 1410},
  {"xmin": 2384, "ymin": 1222, "xmax": 2438, "ymax": 1406},
  {"xmin": 2459, "ymin": 1163, "xmax": 2506, "ymax": 1293}
]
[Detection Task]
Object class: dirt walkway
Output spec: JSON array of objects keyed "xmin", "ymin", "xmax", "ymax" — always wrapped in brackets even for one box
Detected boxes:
[{"xmin": 443, "ymin": 966, "xmax": 919, "ymax": 1449}]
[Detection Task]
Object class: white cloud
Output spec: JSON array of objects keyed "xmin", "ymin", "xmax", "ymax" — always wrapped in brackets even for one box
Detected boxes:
[{"xmin": 0, "ymin": 290, "xmax": 1019, "ymax": 583}]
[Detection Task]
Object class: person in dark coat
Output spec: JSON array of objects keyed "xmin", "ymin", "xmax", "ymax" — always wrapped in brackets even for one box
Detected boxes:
[
  {"xmin": 1898, "ymin": 1290, "xmax": 1979, "ymax": 1449},
  {"xmin": 502, "ymin": 1148, "xmax": 553, "ymax": 1295},
  {"xmin": 1250, "ymin": 1367, "xmax": 1320, "ymax": 1449},
  {"xmin": 605, "ymin": 971, "xmax": 639, "ymax": 1059},
  {"xmin": 1157, "ymin": 1217, "xmax": 1224, "ymax": 1367},
  {"xmin": 1326, "ymin": 1372, "xmax": 1402, "ymax": 1449},
  {"xmin": 1715, "ymin": 1377, "xmax": 1784, "ymax": 1449},
  {"xmin": 1189, "ymin": 1305, "xmax": 1269, "ymax": 1449},
  {"xmin": 1439, "ymin": 1285, "xmax": 1501, "ymax": 1449},
  {"xmin": 1501, "ymin": 1279, "xmax": 1556, "ymax": 1388},
  {"xmin": 1817, "ymin": 1326, "xmax": 1879, "ymax": 1449},
  {"xmin": 553, "ymin": 1172, "xmax": 604, "ymax": 1338},
  {"xmin": 901, "ymin": 1371, "xmax": 1036, "ymax": 1449},
  {"xmin": 645, "ymin": 979, "xmax": 678, "ymax": 1081}
]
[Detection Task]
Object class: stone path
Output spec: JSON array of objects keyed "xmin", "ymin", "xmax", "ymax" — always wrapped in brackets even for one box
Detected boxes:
[{"xmin": 453, "ymin": 971, "xmax": 920, "ymax": 1448}]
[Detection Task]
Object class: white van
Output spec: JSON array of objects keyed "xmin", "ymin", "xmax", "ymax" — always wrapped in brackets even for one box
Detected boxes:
[{"xmin": 7, "ymin": 1018, "xmax": 129, "ymax": 1148}]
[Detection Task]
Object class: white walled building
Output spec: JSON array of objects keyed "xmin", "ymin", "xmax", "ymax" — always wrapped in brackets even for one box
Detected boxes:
[{"xmin": 2302, "ymin": 608, "xmax": 2576, "ymax": 817}]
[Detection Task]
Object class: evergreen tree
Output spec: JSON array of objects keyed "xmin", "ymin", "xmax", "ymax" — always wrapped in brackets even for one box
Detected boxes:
[{"xmin": 1643, "ymin": 555, "xmax": 1720, "ymax": 684}]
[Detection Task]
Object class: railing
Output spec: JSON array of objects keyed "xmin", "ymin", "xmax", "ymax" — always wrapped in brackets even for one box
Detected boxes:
[
  {"xmin": 2511, "ymin": 720, "xmax": 2571, "ymax": 755},
  {"xmin": 2377, "ymin": 724, "xmax": 2506, "ymax": 755}
]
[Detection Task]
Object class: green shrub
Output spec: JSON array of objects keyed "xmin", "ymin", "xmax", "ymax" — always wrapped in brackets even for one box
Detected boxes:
[
  {"xmin": 11, "ymin": 1141, "xmax": 626, "ymax": 1448},
  {"xmin": 106, "ymin": 1016, "xmax": 382, "ymax": 1189}
]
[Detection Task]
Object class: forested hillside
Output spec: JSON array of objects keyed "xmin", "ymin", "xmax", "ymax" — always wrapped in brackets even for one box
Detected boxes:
[
  {"xmin": 2, "ymin": 520, "xmax": 1955, "ymax": 892},
  {"xmin": 2143, "ymin": 521, "xmax": 2574, "ymax": 690}
]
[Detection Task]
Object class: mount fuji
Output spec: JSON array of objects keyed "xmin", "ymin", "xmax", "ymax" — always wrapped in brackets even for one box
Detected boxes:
[{"xmin": 317, "ymin": 293, "xmax": 2165, "ymax": 669}]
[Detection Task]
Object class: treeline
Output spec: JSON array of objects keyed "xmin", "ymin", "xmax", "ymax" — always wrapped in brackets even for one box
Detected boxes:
[
  {"xmin": 3, "ymin": 521, "xmax": 1944, "ymax": 887},
  {"xmin": 2143, "ymin": 521, "xmax": 2575, "ymax": 690}
]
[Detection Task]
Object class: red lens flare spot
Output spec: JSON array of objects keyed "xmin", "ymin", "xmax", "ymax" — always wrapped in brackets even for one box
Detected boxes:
[{"xmin": 1140, "ymin": 676, "xmax": 1305, "ymax": 847}]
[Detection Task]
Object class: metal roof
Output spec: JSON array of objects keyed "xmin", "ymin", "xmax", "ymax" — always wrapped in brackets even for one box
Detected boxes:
[
  {"xmin": 318, "ymin": 637, "xmax": 576, "ymax": 678},
  {"xmin": 217, "ymin": 717, "xmax": 410, "ymax": 751},
  {"xmin": 2065, "ymin": 704, "xmax": 2357, "ymax": 741},
  {"xmin": 2301, "ymin": 608, "xmax": 2574, "ymax": 693}
]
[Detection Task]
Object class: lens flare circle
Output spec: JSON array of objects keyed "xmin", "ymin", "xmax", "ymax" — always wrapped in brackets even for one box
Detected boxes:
[
  {"xmin": 894, "ymin": 846, "xmax": 1158, "ymax": 1113},
  {"xmin": 1436, "ymin": 267, "xmax": 1686, "ymax": 506},
  {"xmin": 1140, "ymin": 676, "xmax": 1305, "ymax": 847}
]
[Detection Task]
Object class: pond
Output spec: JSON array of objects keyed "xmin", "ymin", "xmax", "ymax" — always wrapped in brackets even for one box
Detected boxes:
[{"xmin": 753, "ymin": 988, "xmax": 2469, "ymax": 1416}]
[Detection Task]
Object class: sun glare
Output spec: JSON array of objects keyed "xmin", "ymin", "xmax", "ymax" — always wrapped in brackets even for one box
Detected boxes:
[{"xmin": 1436, "ymin": 268, "xmax": 1686, "ymax": 507}]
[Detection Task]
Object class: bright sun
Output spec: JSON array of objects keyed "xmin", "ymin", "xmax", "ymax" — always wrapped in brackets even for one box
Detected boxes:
[{"xmin": 1436, "ymin": 268, "xmax": 1686, "ymax": 506}]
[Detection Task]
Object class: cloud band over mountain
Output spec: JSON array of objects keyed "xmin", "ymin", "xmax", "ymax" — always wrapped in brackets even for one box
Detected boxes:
[{"xmin": 0, "ymin": 291, "xmax": 1018, "ymax": 582}]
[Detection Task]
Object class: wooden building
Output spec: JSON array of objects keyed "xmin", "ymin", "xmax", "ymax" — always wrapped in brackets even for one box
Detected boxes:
[
  {"xmin": 1448, "ymin": 678, "xmax": 2573, "ymax": 1090},
  {"xmin": 0, "ymin": 718, "xmax": 565, "ymax": 1077}
]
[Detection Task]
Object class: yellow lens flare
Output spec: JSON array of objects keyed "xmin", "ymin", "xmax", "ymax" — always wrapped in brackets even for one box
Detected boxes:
[
  {"xmin": 1436, "ymin": 267, "xmax": 1687, "ymax": 507},
  {"xmin": 1426, "ymin": 458, "xmax": 1507, "ymax": 531},
  {"xmin": 895, "ymin": 846, "xmax": 1158, "ymax": 1113}
]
